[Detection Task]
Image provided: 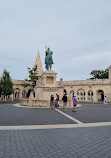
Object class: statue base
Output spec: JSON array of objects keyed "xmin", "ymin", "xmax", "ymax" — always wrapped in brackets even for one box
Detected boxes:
[{"xmin": 21, "ymin": 70, "xmax": 64, "ymax": 107}]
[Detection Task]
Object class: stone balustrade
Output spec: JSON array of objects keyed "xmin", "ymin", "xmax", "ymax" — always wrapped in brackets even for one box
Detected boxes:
[
  {"xmin": 12, "ymin": 79, "xmax": 25, "ymax": 85},
  {"xmin": 21, "ymin": 99, "xmax": 75, "ymax": 108},
  {"xmin": 21, "ymin": 98, "xmax": 50, "ymax": 107},
  {"xmin": 61, "ymin": 79, "xmax": 110, "ymax": 86}
]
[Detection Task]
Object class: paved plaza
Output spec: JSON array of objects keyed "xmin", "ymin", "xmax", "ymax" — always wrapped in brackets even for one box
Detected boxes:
[{"xmin": 0, "ymin": 102, "xmax": 111, "ymax": 158}]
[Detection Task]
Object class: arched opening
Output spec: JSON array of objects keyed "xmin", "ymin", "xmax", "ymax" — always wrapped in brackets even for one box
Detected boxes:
[
  {"xmin": 77, "ymin": 89, "xmax": 85, "ymax": 101},
  {"xmin": 97, "ymin": 90, "xmax": 104, "ymax": 102},
  {"xmin": 14, "ymin": 88, "xmax": 20, "ymax": 100},
  {"xmin": 70, "ymin": 90, "xmax": 74, "ymax": 98},
  {"xmin": 22, "ymin": 90, "xmax": 26, "ymax": 98},
  {"xmin": 88, "ymin": 90, "xmax": 93, "ymax": 101},
  {"xmin": 18, "ymin": 92, "xmax": 20, "ymax": 98},
  {"xmin": 15, "ymin": 92, "xmax": 17, "ymax": 99}
]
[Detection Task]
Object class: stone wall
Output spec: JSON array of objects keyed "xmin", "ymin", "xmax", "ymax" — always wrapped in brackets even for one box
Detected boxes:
[
  {"xmin": 2, "ymin": 70, "xmax": 110, "ymax": 105},
  {"xmin": 12, "ymin": 76, "xmax": 111, "ymax": 105}
]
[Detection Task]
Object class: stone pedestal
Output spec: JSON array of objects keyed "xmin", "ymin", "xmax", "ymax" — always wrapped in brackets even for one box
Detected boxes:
[
  {"xmin": 21, "ymin": 70, "xmax": 64, "ymax": 107},
  {"xmin": 42, "ymin": 70, "xmax": 57, "ymax": 87},
  {"xmin": 41, "ymin": 70, "xmax": 61, "ymax": 103}
]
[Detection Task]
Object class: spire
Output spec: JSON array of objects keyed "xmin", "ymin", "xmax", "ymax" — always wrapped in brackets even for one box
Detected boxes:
[{"xmin": 35, "ymin": 50, "xmax": 43, "ymax": 76}]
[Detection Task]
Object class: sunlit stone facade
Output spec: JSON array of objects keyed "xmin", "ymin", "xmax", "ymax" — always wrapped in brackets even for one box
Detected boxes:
[{"xmin": 2, "ymin": 52, "xmax": 111, "ymax": 106}]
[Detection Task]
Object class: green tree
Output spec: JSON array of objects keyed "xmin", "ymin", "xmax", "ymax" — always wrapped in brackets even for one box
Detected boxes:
[
  {"xmin": 21, "ymin": 65, "xmax": 40, "ymax": 98},
  {"xmin": 21, "ymin": 65, "xmax": 40, "ymax": 89},
  {"xmin": 0, "ymin": 69, "xmax": 13, "ymax": 100},
  {"xmin": 90, "ymin": 69, "xmax": 108, "ymax": 79}
]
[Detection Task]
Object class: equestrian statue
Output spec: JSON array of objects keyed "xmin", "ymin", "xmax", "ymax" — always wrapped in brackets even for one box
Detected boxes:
[{"xmin": 45, "ymin": 47, "xmax": 54, "ymax": 70}]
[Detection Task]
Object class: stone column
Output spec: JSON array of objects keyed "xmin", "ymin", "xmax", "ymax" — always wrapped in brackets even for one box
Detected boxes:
[
  {"xmin": 20, "ymin": 89, "xmax": 23, "ymax": 99},
  {"xmin": 85, "ymin": 91, "xmax": 88, "ymax": 102},
  {"xmin": 108, "ymin": 65, "xmax": 111, "ymax": 80},
  {"xmin": 93, "ymin": 90, "xmax": 98, "ymax": 102}
]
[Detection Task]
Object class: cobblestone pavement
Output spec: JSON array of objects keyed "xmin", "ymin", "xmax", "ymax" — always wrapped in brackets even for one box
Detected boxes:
[
  {"xmin": 0, "ymin": 126, "xmax": 111, "ymax": 158},
  {"xmin": 0, "ymin": 102, "xmax": 111, "ymax": 125},
  {"xmin": 0, "ymin": 102, "xmax": 111, "ymax": 158},
  {"xmin": 59, "ymin": 103, "xmax": 111, "ymax": 123},
  {"xmin": 0, "ymin": 102, "xmax": 75, "ymax": 126}
]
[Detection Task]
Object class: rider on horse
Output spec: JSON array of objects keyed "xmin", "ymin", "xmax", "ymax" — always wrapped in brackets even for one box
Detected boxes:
[{"xmin": 45, "ymin": 47, "xmax": 54, "ymax": 70}]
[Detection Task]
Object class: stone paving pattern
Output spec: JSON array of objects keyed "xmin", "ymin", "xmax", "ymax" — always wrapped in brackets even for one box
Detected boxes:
[
  {"xmin": 0, "ymin": 102, "xmax": 75, "ymax": 126},
  {"xmin": 0, "ymin": 102, "xmax": 111, "ymax": 126},
  {"xmin": 0, "ymin": 102, "xmax": 111, "ymax": 158},
  {"xmin": 0, "ymin": 126, "xmax": 111, "ymax": 158},
  {"xmin": 60, "ymin": 103, "xmax": 111, "ymax": 123}
]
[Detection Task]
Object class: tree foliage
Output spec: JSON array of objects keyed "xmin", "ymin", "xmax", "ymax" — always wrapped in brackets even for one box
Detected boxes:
[
  {"xmin": 21, "ymin": 83, "xmax": 30, "ymax": 88},
  {"xmin": 22, "ymin": 65, "xmax": 40, "ymax": 88},
  {"xmin": 0, "ymin": 69, "xmax": 13, "ymax": 97},
  {"xmin": 90, "ymin": 69, "xmax": 108, "ymax": 79}
]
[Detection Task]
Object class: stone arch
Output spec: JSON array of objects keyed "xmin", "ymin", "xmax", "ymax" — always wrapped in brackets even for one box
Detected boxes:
[
  {"xmin": 88, "ymin": 90, "xmax": 93, "ymax": 101},
  {"xmin": 69, "ymin": 90, "xmax": 75, "ymax": 98},
  {"xmin": 22, "ymin": 90, "xmax": 27, "ymax": 98},
  {"xmin": 15, "ymin": 92, "xmax": 17, "ymax": 98},
  {"xmin": 14, "ymin": 88, "xmax": 20, "ymax": 100},
  {"xmin": 97, "ymin": 90, "xmax": 104, "ymax": 102},
  {"xmin": 77, "ymin": 88, "xmax": 85, "ymax": 100}
]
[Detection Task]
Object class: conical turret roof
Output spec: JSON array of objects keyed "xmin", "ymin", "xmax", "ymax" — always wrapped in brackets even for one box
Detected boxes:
[{"xmin": 35, "ymin": 50, "xmax": 43, "ymax": 76}]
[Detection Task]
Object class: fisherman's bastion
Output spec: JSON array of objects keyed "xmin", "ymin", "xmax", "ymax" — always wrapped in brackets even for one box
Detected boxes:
[{"xmin": 7, "ymin": 50, "xmax": 110, "ymax": 107}]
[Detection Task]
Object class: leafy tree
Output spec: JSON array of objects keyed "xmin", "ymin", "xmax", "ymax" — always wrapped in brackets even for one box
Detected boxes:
[
  {"xmin": 22, "ymin": 65, "xmax": 40, "ymax": 89},
  {"xmin": 90, "ymin": 69, "xmax": 108, "ymax": 79},
  {"xmin": 21, "ymin": 65, "xmax": 40, "ymax": 98},
  {"xmin": 0, "ymin": 69, "xmax": 13, "ymax": 99},
  {"xmin": 21, "ymin": 83, "xmax": 30, "ymax": 88}
]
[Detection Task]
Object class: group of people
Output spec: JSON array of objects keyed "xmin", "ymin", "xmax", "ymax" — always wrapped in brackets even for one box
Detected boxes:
[
  {"xmin": 50, "ymin": 93, "xmax": 108, "ymax": 111},
  {"xmin": 62, "ymin": 93, "xmax": 78, "ymax": 112},
  {"xmin": 50, "ymin": 93, "xmax": 78, "ymax": 112},
  {"xmin": 50, "ymin": 94, "xmax": 59, "ymax": 109}
]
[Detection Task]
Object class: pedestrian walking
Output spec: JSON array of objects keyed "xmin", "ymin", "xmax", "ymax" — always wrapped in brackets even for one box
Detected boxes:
[
  {"xmin": 72, "ymin": 95, "xmax": 78, "ymax": 112},
  {"xmin": 56, "ymin": 94, "xmax": 59, "ymax": 108},
  {"xmin": 104, "ymin": 96, "xmax": 107, "ymax": 106},
  {"xmin": 62, "ymin": 93, "xmax": 67, "ymax": 111},
  {"xmin": 50, "ymin": 95, "xmax": 55, "ymax": 109}
]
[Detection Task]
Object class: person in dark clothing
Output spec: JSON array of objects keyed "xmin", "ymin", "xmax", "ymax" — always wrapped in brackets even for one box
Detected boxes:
[
  {"xmin": 56, "ymin": 94, "xmax": 59, "ymax": 108},
  {"xmin": 50, "ymin": 95, "xmax": 55, "ymax": 109},
  {"xmin": 62, "ymin": 94, "xmax": 67, "ymax": 111}
]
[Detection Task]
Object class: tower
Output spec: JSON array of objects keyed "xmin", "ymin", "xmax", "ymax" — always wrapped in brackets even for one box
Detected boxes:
[
  {"xmin": 35, "ymin": 50, "xmax": 43, "ymax": 76},
  {"xmin": 108, "ymin": 65, "xmax": 111, "ymax": 80}
]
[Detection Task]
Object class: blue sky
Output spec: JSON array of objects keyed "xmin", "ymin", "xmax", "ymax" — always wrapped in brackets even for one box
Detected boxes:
[{"xmin": 0, "ymin": 0, "xmax": 111, "ymax": 80}]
